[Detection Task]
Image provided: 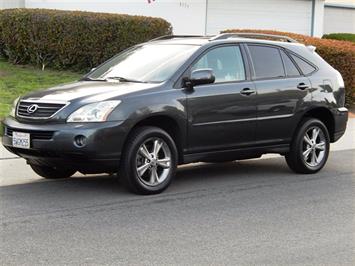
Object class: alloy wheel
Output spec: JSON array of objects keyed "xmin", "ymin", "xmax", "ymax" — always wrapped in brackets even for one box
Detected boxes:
[
  {"xmin": 135, "ymin": 137, "xmax": 171, "ymax": 186},
  {"xmin": 302, "ymin": 126, "xmax": 326, "ymax": 168}
]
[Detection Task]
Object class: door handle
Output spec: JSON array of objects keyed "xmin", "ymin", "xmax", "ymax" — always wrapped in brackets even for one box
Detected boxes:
[
  {"xmin": 240, "ymin": 88, "xmax": 256, "ymax": 96},
  {"xmin": 297, "ymin": 83, "xmax": 309, "ymax": 90}
]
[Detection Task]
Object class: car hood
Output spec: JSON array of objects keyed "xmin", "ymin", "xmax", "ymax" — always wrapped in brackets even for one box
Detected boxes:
[{"xmin": 21, "ymin": 81, "xmax": 159, "ymax": 102}]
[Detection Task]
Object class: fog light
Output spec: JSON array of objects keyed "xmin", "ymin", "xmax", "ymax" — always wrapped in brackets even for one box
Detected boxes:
[{"xmin": 74, "ymin": 135, "xmax": 87, "ymax": 147}]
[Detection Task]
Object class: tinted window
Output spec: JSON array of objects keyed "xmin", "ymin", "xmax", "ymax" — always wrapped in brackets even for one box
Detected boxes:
[
  {"xmin": 290, "ymin": 54, "xmax": 316, "ymax": 75},
  {"xmin": 248, "ymin": 45, "xmax": 285, "ymax": 79},
  {"xmin": 192, "ymin": 46, "xmax": 245, "ymax": 83},
  {"xmin": 280, "ymin": 50, "xmax": 300, "ymax": 77}
]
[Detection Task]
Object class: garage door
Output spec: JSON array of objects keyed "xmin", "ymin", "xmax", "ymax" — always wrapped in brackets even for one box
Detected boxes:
[{"xmin": 206, "ymin": 0, "xmax": 312, "ymax": 35}]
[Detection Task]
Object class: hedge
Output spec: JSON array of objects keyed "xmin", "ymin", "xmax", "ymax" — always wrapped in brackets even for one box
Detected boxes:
[
  {"xmin": 222, "ymin": 29, "xmax": 355, "ymax": 106},
  {"xmin": 323, "ymin": 33, "xmax": 355, "ymax": 43},
  {"xmin": 0, "ymin": 9, "xmax": 172, "ymax": 71}
]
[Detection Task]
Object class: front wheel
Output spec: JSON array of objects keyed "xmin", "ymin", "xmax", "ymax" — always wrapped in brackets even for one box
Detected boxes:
[
  {"xmin": 30, "ymin": 164, "xmax": 76, "ymax": 179},
  {"xmin": 285, "ymin": 118, "xmax": 330, "ymax": 174},
  {"xmin": 120, "ymin": 126, "xmax": 178, "ymax": 195}
]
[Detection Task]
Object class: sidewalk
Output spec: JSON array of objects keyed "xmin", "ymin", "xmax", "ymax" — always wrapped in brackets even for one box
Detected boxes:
[{"xmin": 0, "ymin": 144, "xmax": 17, "ymax": 159}]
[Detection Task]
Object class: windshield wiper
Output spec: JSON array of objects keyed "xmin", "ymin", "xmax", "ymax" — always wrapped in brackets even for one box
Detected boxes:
[
  {"xmin": 81, "ymin": 77, "xmax": 107, "ymax": 82},
  {"xmin": 106, "ymin": 77, "xmax": 146, "ymax": 83}
]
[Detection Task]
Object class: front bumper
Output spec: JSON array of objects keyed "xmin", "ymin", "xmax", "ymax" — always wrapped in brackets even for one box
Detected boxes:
[{"xmin": 2, "ymin": 117, "xmax": 128, "ymax": 173}]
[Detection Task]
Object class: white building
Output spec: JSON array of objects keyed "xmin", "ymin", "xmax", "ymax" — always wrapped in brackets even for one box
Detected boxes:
[
  {"xmin": 0, "ymin": 0, "xmax": 353, "ymax": 37},
  {"xmin": 0, "ymin": 0, "xmax": 24, "ymax": 9},
  {"xmin": 324, "ymin": 1, "xmax": 355, "ymax": 34}
]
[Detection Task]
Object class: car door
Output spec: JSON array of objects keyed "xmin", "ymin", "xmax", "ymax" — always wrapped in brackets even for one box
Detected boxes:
[
  {"xmin": 186, "ymin": 45, "xmax": 257, "ymax": 154},
  {"xmin": 246, "ymin": 44, "xmax": 312, "ymax": 145}
]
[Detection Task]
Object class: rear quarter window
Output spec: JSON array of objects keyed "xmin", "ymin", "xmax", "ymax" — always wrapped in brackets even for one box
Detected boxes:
[
  {"xmin": 290, "ymin": 54, "xmax": 317, "ymax": 75},
  {"xmin": 280, "ymin": 50, "xmax": 300, "ymax": 77}
]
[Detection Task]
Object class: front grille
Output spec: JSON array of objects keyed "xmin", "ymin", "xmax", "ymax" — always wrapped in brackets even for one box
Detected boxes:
[
  {"xmin": 5, "ymin": 127, "xmax": 54, "ymax": 140},
  {"xmin": 17, "ymin": 101, "xmax": 67, "ymax": 119}
]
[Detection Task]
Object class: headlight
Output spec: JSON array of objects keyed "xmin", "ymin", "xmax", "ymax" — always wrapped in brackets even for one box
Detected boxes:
[
  {"xmin": 67, "ymin": 100, "xmax": 121, "ymax": 122},
  {"xmin": 10, "ymin": 97, "xmax": 20, "ymax": 117}
]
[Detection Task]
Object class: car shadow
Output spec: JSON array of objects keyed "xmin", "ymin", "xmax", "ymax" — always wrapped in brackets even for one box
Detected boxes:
[
  {"xmin": 176, "ymin": 158, "xmax": 289, "ymax": 181},
  {"xmin": 1, "ymin": 156, "xmax": 290, "ymax": 198}
]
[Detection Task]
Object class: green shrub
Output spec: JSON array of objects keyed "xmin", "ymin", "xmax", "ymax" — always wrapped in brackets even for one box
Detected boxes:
[
  {"xmin": 0, "ymin": 9, "xmax": 172, "ymax": 71},
  {"xmin": 222, "ymin": 29, "xmax": 355, "ymax": 106},
  {"xmin": 323, "ymin": 33, "xmax": 355, "ymax": 43}
]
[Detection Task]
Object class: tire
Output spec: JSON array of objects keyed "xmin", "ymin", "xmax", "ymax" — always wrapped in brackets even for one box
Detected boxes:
[
  {"xmin": 285, "ymin": 118, "xmax": 330, "ymax": 174},
  {"xmin": 30, "ymin": 164, "xmax": 76, "ymax": 179},
  {"xmin": 119, "ymin": 126, "xmax": 178, "ymax": 195}
]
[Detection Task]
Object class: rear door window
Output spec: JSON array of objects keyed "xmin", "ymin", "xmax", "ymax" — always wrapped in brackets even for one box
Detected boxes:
[
  {"xmin": 248, "ymin": 45, "xmax": 285, "ymax": 79},
  {"xmin": 290, "ymin": 54, "xmax": 316, "ymax": 75}
]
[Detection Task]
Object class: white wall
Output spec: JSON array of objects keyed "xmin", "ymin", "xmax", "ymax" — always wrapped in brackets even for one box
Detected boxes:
[
  {"xmin": 206, "ymin": 0, "xmax": 315, "ymax": 35},
  {"xmin": 25, "ymin": 0, "xmax": 207, "ymax": 35},
  {"xmin": 313, "ymin": 0, "xmax": 325, "ymax": 37},
  {"xmin": 0, "ymin": 0, "xmax": 25, "ymax": 9},
  {"xmin": 324, "ymin": 6, "xmax": 355, "ymax": 33},
  {"xmin": 22, "ymin": 0, "xmax": 325, "ymax": 36}
]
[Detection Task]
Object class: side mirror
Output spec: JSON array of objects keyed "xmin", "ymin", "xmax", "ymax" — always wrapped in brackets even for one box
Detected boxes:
[
  {"xmin": 186, "ymin": 69, "xmax": 215, "ymax": 88},
  {"xmin": 90, "ymin": 67, "xmax": 96, "ymax": 72}
]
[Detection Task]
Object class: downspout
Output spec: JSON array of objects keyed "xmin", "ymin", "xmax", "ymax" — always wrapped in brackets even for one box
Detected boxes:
[
  {"xmin": 311, "ymin": 0, "xmax": 316, "ymax": 36},
  {"xmin": 204, "ymin": 0, "xmax": 209, "ymax": 35}
]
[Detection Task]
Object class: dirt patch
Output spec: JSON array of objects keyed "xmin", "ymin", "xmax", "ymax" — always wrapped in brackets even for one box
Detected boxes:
[{"xmin": 0, "ymin": 70, "xmax": 8, "ymax": 77}]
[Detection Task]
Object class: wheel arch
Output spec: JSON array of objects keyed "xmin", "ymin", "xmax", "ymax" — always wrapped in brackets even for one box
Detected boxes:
[
  {"xmin": 128, "ymin": 114, "xmax": 185, "ymax": 163},
  {"xmin": 297, "ymin": 107, "xmax": 335, "ymax": 142}
]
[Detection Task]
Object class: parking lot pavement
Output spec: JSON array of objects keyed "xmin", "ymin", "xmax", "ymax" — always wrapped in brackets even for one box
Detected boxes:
[{"xmin": 0, "ymin": 119, "xmax": 354, "ymax": 265}]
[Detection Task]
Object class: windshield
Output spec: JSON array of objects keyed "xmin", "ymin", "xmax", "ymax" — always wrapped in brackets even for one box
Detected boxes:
[{"xmin": 87, "ymin": 44, "xmax": 199, "ymax": 83}]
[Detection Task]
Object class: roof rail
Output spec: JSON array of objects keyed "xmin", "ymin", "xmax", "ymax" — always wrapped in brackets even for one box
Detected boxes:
[
  {"xmin": 149, "ymin": 35, "xmax": 207, "ymax": 42},
  {"xmin": 210, "ymin": 33, "xmax": 298, "ymax": 43}
]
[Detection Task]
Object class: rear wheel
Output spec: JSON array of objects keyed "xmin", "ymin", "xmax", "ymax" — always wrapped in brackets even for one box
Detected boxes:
[
  {"xmin": 30, "ymin": 164, "xmax": 76, "ymax": 179},
  {"xmin": 120, "ymin": 126, "xmax": 178, "ymax": 195},
  {"xmin": 285, "ymin": 118, "xmax": 330, "ymax": 174}
]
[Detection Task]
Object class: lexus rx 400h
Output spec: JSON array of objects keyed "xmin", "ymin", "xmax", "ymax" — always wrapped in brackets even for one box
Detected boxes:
[{"xmin": 2, "ymin": 33, "xmax": 348, "ymax": 194}]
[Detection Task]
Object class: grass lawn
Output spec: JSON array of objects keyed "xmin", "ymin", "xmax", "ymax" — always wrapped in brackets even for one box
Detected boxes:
[{"xmin": 0, "ymin": 58, "xmax": 82, "ymax": 120}]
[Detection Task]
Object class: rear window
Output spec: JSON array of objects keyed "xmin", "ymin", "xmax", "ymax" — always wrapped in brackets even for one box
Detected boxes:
[
  {"xmin": 248, "ymin": 45, "xmax": 285, "ymax": 79},
  {"xmin": 290, "ymin": 54, "xmax": 316, "ymax": 75}
]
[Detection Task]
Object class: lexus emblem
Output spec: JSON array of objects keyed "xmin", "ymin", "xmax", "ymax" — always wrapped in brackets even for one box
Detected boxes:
[{"xmin": 27, "ymin": 104, "xmax": 39, "ymax": 114}]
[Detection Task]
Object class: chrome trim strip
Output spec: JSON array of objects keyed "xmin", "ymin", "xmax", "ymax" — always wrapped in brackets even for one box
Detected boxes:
[
  {"xmin": 20, "ymin": 99, "xmax": 68, "ymax": 104},
  {"xmin": 337, "ymin": 107, "xmax": 348, "ymax": 112},
  {"xmin": 257, "ymin": 114, "xmax": 294, "ymax": 121},
  {"xmin": 193, "ymin": 117, "xmax": 257, "ymax": 126},
  {"xmin": 193, "ymin": 114, "xmax": 293, "ymax": 126},
  {"xmin": 16, "ymin": 100, "xmax": 70, "ymax": 120}
]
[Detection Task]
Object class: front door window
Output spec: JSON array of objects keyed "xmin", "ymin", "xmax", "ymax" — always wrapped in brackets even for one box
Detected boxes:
[{"xmin": 192, "ymin": 46, "xmax": 246, "ymax": 83}]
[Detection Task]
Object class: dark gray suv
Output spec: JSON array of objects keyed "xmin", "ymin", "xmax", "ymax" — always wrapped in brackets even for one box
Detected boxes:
[{"xmin": 2, "ymin": 33, "xmax": 348, "ymax": 194}]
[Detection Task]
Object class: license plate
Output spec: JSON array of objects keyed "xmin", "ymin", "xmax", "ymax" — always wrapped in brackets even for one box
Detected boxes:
[{"xmin": 12, "ymin": 131, "xmax": 30, "ymax": 149}]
